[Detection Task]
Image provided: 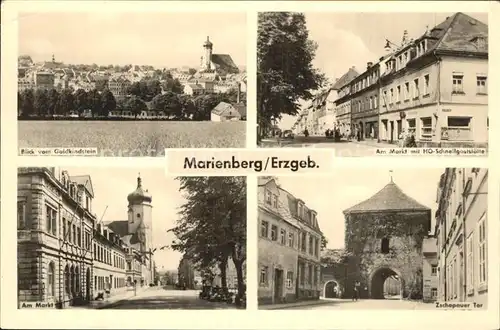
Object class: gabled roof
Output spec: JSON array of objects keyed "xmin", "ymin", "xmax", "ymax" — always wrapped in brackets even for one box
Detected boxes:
[
  {"xmin": 344, "ymin": 181, "xmax": 430, "ymax": 214},
  {"xmin": 105, "ymin": 220, "xmax": 128, "ymax": 236},
  {"xmin": 211, "ymin": 101, "xmax": 241, "ymax": 117},
  {"xmin": 211, "ymin": 54, "xmax": 240, "ymax": 75},
  {"xmin": 422, "ymin": 12, "xmax": 488, "ymax": 55},
  {"xmin": 69, "ymin": 174, "xmax": 94, "ymax": 197},
  {"xmin": 332, "ymin": 67, "xmax": 359, "ymax": 90}
]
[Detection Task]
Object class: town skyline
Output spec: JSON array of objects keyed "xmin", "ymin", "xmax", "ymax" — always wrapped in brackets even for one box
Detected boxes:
[
  {"xmin": 278, "ymin": 11, "xmax": 488, "ymax": 129},
  {"xmin": 19, "ymin": 12, "xmax": 247, "ymax": 68},
  {"xmin": 59, "ymin": 167, "xmax": 184, "ymax": 271},
  {"xmin": 276, "ymin": 168, "xmax": 444, "ymax": 250}
]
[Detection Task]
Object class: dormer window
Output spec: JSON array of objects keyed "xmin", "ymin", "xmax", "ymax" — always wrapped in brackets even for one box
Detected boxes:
[
  {"xmin": 472, "ymin": 36, "xmax": 486, "ymax": 49},
  {"xmin": 265, "ymin": 190, "xmax": 272, "ymax": 205}
]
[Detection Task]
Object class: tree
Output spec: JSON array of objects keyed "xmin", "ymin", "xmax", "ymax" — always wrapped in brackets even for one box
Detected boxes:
[
  {"xmin": 169, "ymin": 177, "xmax": 247, "ymax": 303},
  {"xmin": 100, "ymin": 89, "xmax": 116, "ymax": 117},
  {"xmin": 257, "ymin": 12, "xmax": 326, "ymax": 139},
  {"xmin": 179, "ymin": 94, "xmax": 197, "ymax": 120},
  {"xmin": 150, "ymin": 92, "xmax": 183, "ymax": 119},
  {"xmin": 193, "ymin": 94, "xmax": 220, "ymax": 121},
  {"xmin": 47, "ymin": 89, "xmax": 61, "ymax": 116},
  {"xmin": 162, "ymin": 73, "xmax": 184, "ymax": 94},
  {"xmin": 95, "ymin": 79, "xmax": 109, "ymax": 92},
  {"xmin": 74, "ymin": 89, "xmax": 88, "ymax": 115},
  {"xmin": 34, "ymin": 89, "xmax": 49, "ymax": 117},
  {"xmin": 57, "ymin": 88, "xmax": 75, "ymax": 115},
  {"xmin": 87, "ymin": 89, "xmax": 102, "ymax": 117},
  {"xmin": 125, "ymin": 95, "xmax": 147, "ymax": 118},
  {"xmin": 19, "ymin": 89, "xmax": 35, "ymax": 118}
]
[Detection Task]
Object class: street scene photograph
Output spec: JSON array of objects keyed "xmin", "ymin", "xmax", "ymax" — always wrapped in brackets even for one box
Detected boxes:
[
  {"xmin": 18, "ymin": 12, "xmax": 247, "ymax": 156},
  {"xmin": 17, "ymin": 167, "xmax": 246, "ymax": 309},
  {"xmin": 257, "ymin": 168, "xmax": 488, "ymax": 310},
  {"xmin": 257, "ymin": 12, "xmax": 488, "ymax": 156}
]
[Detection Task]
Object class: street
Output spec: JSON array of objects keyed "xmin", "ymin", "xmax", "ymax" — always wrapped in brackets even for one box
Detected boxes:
[
  {"xmin": 281, "ymin": 298, "xmax": 433, "ymax": 310},
  {"xmin": 100, "ymin": 287, "xmax": 239, "ymax": 309}
]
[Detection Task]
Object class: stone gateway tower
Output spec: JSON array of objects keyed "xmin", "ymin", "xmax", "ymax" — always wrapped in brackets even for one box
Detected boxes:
[{"xmin": 343, "ymin": 179, "xmax": 431, "ymax": 299}]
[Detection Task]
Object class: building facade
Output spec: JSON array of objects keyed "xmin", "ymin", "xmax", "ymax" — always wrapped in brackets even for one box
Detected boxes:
[
  {"xmin": 333, "ymin": 67, "xmax": 359, "ymax": 137},
  {"xmin": 258, "ymin": 177, "xmax": 322, "ymax": 306},
  {"xmin": 435, "ymin": 168, "xmax": 488, "ymax": 306},
  {"xmin": 422, "ymin": 237, "xmax": 438, "ymax": 302},
  {"xmin": 378, "ymin": 13, "xmax": 488, "ymax": 147}
]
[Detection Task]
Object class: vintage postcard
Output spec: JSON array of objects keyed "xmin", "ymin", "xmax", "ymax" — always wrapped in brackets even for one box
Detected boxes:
[
  {"xmin": 257, "ymin": 12, "xmax": 489, "ymax": 157},
  {"xmin": 17, "ymin": 167, "xmax": 246, "ymax": 309},
  {"xmin": 258, "ymin": 169, "xmax": 488, "ymax": 310},
  {"xmin": 17, "ymin": 12, "xmax": 247, "ymax": 156}
]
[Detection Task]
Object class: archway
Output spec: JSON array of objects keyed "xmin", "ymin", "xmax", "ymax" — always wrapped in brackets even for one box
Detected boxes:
[
  {"xmin": 323, "ymin": 280, "xmax": 340, "ymax": 298},
  {"xmin": 370, "ymin": 267, "xmax": 403, "ymax": 299}
]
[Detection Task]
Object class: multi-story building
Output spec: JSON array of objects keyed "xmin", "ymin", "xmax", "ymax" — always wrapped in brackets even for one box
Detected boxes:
[
  {"xmin": 332, "ymin": 67, "xmax": 359, "ymax": 137},
  {"xmin": 18, "ymin": 168, "xmax": 97, "ymax": 307},
  {"xmin": 258, "ymin": 177, "xmax": 322, "ymax": 305},
  {"xmin": 422, "ymin": 237, "xmax": 438, "ymax": 302},
  {"xmin": 108, "ymin": 76, "xmax": 131, "ymax": 100},
  {"xmin": 379, "ymin": 13, "xmax": 488, "ymax": 147},
  {"xmin": 435, "ymin": 168, "xmax": 488, "ymax": 306},
  {"xmin": 34, "ymin": 71, "xmax": 55, "ymax": 90},
  {"xmin": 349, "ymin": 60, "xmax": 383, "ymax": 140}
]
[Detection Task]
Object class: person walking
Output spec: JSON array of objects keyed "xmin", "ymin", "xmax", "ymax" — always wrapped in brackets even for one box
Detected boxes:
[{"xmin": 353, "ymin": 281, "xmax": 361, "ymax": 301}]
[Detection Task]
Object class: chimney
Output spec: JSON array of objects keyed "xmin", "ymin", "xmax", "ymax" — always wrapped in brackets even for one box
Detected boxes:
[{"xmin": 367, "ymin": 62, "xmax": 373, "ymax": 69}]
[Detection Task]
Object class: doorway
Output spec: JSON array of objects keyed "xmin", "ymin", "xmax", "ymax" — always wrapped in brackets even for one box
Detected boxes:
[
  {"xmin": 274, "ymin": 269, "xmax": 283, "ymax": 302},
  {"xmin": 86, "ymin": 268, "xmax": 91, "ymax": 301},
  {"xmin": 390, "ymin": 121, "xmax": 394, "ymax": 143}
]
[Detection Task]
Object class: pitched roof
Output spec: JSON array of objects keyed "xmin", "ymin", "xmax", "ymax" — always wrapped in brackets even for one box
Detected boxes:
[
  {"xmin": 211, "ymin": 102, "xmax": 241, "ymax": 117},
  {"xmin": 69, "ymin": 174, "xmax": 94, "ymax": 197},
  {"xmin": 105, "ymin": 220, "xmax": 129, "ymax": 236},
  {"xmin": 332, "ymin": 67, "xmax": 359, "ymax": 90},
  {"xmin": 233, "ymin": 103, "xmax": 246, "ymax": 117},
  {"xmin": 211, "ymin": 54, "xmax": 240, "ymax": 75},
  {"xmin": 422, "ymin": 12, "xmax": 488, "ymax": 55},
  {"xmin": 344, "ymin": 181, "xmax": 430, "ymax": 214},
  {"xmin": 187, "ymin": 84, "xmax": 203, "ymax": 90}
]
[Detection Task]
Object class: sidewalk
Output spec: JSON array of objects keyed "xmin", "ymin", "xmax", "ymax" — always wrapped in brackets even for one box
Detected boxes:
[
  {"xmin": 260, "ymin": 298, "xmax": 336, "ymax": 310},
  {"xmin": 67, "ymin": 286, "xmax": 152, "ymax": 309},
  {"xmin": 351, "ymin": 139, "xmax": 397, "ymax": 148}
]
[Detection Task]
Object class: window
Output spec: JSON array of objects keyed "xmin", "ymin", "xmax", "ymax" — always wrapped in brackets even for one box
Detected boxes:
[
  {"xmin": 288, "ymin": 232, "xmax": 294, "ymax": 248},
  {"xmin": 298, "ymin": 203, "xmax": 303, "ymax": 218},
  {"xmin": 46, "ymin": 205, "xmax": 57, "ymax": 236},
  {"xmin": 72, "ymin": 224, "xmax": 76, "ymax": 245},
  {"xmin": 265, "ymin": 190, "xmax": 272, "ymax": 205},
  {"xmin": 478, "ymin": 215, "xmax": 487, "ymax": 285},
  {"xmin": 452, "ymin": 74, "xmax": 464, "ymax": 93},
  {"xmin": 413, "ymin": 78, "xmax": 420, "ymax": 98},
  {"xmin": 407, "ymin": 118, "xmax": 416, "ymax": 135},
  {"xmin": 389, "ymin": 88, "xmax": 394, "ymax": 104},
  {"xmin": 280, "ymin": 229, "xmax": 286, "ymax": 245},
  {"xmin": 381, "ymin": 237, "xmax": 390, "ymax": 254},
  {"xmin": 373, "ymin": 95, "xmax": 378, "ymax": 108},
  {"xmin": 301, "ymin": 232, "xmax": 307, "ymax": 252},
  {"xmin": 47, "ymin": 262, "xmax": 55, "ymax": 297},
  {"xmin": 299, "ymin": 263, "xmax": 305, "ymax": 285},
  {"xmin": 17, "ymin": 202, "xmax": 26, "ymax": 229},
  {"xmin": 271, "ymin": 225, "xmax": 278, "ymax": 241},
  {"xmin": 62, "ymin": 218, "xmax": 67, "ymax": 241},
  {"xmin": 421, "ymin": 117, "xmax": 432, "ymax": 140},
  {"xmin": 404, "ymin": 82, "xmax": 410, "ymax": 100},
  {"xmin": 77, "ymin": 228, "xmax": 81, "ymax": 247},
  {"xmin": 260, "ymin": 220, "xmax": 269, "ymax": 238},
  {"xmin": 423, "ymin": 74, "xmax": 430, "ymax": 95},
  {"xmin": 383, "ymin": 91, "xmax": 388, "ymax": 107},
  {"xmin": 396, "ymin": 86, "xmax": 401, "ymax": 102},
  {"xmin": 477, "ymin": 76, "xmax": 487, "ymax": 94},
  {"xmin": 431, "ymin": 288, "xmax": 437, "ymax": 298},
  {"xmin": 431, "ymin": 265, "xmax": 437, "ymax": 276},
  {"xmin": 308, "ymin": 264, "xmax": 313, "ymax": 285},
  {"xmin": 309, "ymin": 236, "xmax": 313, "ymax": 254},
  {"xmin": 286, "ymin": 271, "xmax": 293, "ymax": 288},
  {"xmin": 272, "ymin": 195, "xmax": 278, "ymax": 208},
  {"xmin": 260, "ymin": 267, "xmax": 268, "ymax": 285}
]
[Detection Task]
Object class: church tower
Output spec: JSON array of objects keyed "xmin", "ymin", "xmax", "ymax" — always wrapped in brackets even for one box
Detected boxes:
[
  {"xmin": 201, "ymin": 36, "xmax": 213, "ymax": 71},
  {"xmin": 127, "ymin": 174, "xmax": 153, "ymax": 254}
]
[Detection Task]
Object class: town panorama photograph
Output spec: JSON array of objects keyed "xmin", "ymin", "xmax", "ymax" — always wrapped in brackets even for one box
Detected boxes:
[
  {"xmin": 257, "ymin": 12, "xmax": 488, "ymax": 156},
  {"xmin": 18, "ymin": 167, "xmax": 246, "ymax": 309},
  {"xmin": 17, "ymin": 12, "xmax": 247, "ymax": 156}
]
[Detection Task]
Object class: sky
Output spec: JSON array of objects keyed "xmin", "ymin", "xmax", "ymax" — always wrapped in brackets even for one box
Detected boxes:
[
  {"xmin": 275, "ymin": 168, "xmax": 445, "ymax": 250},
  {"xmin": 18, "ymin": 12, "xmax": 247, "ymax": 68},
  {"xmin": 61, "ymin": 167, "xmax": 184, "ymax": 272},
  {"xmin": 277, "ymin": 12, "xmax": 489, "ymax": 130}
]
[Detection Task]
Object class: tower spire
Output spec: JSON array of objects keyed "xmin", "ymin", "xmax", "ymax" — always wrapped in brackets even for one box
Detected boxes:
[
  {"xmin": 389, "ymin": 170, "xmax": 394, "ymax": 183},
  {"xmin": 137, "ymin": 173, "xmax": 142, "ymax": 188}
]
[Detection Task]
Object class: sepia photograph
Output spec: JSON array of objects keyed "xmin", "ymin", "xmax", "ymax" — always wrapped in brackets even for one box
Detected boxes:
[
  {"xmin": 17, "ymin": 12, "xmax": 247, "ymax": 156},
  {"xmin": 257, "ymin": 168, "xmax": 488, "ymax": 309},
  {"xmin": 257, "ymin": 12, "xmax": 488, "ymax": 156},
  {"xmin": 17, "ymin": 167, "xmax": 246, "ymax": 309}
]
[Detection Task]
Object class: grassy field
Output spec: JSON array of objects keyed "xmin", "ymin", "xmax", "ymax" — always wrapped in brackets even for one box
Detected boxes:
[{"xmin": 19, "ymin": 121, "xmax": 246, "ymax": 156}]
